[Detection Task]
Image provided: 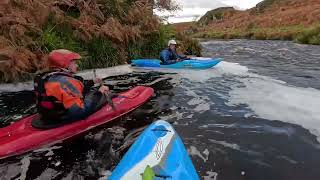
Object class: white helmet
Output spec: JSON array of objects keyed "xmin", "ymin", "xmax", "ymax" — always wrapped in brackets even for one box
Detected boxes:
[{"xmin": 168, "ymin": 39, "xmax": 177, "ymax": 46}]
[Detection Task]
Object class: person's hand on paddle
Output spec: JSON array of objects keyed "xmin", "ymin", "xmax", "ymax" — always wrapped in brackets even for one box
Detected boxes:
[
  {"xmin": 93, "ymin": 78, "xmax": 103, "ymax": 85},
  {"xmin": 99, "ymin": 85, "xmax": 110, "ymax": 94}
]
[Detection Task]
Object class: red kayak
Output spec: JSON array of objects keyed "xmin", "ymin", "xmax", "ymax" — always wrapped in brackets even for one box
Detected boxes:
[{"xmin": 0, "ymin": 86, "xmax": 154, "ymax": 159}]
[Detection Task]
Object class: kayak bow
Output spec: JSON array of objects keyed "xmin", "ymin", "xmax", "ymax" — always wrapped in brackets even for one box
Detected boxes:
[{"xmin": 109, "ymin": 120, "xmax": 199, "ymax": 180}]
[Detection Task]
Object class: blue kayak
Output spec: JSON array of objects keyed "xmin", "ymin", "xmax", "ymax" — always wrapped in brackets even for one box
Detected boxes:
[
  {"xmin": 131, "ymin": 58, "xmax": 221, "ymax": 69},
  {"xmin": 109, "ymin": 120, "xmax": 199, "ymax": 180}
]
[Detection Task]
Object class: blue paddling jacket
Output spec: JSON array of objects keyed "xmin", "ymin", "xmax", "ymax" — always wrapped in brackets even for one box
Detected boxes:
[{"xmin": 160, "ymin": 48, "xmax": 187, "ymax": 65}]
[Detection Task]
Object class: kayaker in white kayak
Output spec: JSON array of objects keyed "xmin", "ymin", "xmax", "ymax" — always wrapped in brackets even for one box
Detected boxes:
[
  {"xmin": 160, "ymin": 39, "xmax": 189, "ymax": 65},
  {"xmin": 33, "ymin": 49, "xmax": 110, "ymax": 128}
]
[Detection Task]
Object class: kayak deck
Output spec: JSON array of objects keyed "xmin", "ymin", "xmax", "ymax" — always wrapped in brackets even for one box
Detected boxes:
[{"xmin": 0, "ymin": 86, "xmax": 154, "ymax": 159}]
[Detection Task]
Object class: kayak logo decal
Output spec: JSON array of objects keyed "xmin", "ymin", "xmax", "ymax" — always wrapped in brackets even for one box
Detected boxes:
[
  {"xmin": 183, "ymin": 64, "xmax": 193, "ymax": 67},
  {"xmin": 154, "ymin": 139, "xmax": 164, "ymax": 160},
  {"xmin": 105, "ymin": 98, "xmax": 126, "ymax": 111}
]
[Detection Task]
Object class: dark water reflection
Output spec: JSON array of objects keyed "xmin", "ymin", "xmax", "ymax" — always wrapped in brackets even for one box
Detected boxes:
[{"xmin": 1, "ymin": 40, "xmax": 320, "ymax": 180}]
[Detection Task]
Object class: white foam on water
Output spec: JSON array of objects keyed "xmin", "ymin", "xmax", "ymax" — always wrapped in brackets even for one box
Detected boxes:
[
  {"xmin": 184, "ymin": 88, "xmax": 211, "ymax": 113},
  {"xmin": 203, "ymin": 149, "xmax": 210, "ymax": 159},
  {"xmin": 35, "ymin": 168, "xmax": 60, "ymax": 180},
  {"xmin": 171, "ymin": 61, "xmax": 249, "ymax": 116},
  {"xmin": 194, "ymin": 103, "xmax": 210, "ymax": 112},
  {"xmin": 34, "ymin": 145, "xmax": 62, "ymax": 153},
  {"xmin": 54, "ymin": 161, "xmax": 61, "ymax": 167},
  {"xmin": 151, "ymin": 68, "xmax": 220, "ymax": 83},
  {"xmin": 188, "ymin": 146, "xmax": 210, "ymax": 163},
  {"xmin": 228, "ymin": 74, "xmax": 320, "ymax": 141},
  {"xmin": 160, "ymin": 111, "xmax": 187, "ymax": 121},
  {"xmin": 18, "ymin": 155, "xmax": 31, "ymax": 180},
  {"xmin": 277, "ymin": 155, "xmax": 298, "ymax": 164},
  {"xmin": 168, "ymin": 61, "xmax": 249, "ymax": 83},
  {"xmin": 187, "ymin": 97, "xmax": 205, "ymax": 106},
  {"xmin": 186, "ymin": 114, "xmax": 194, "ymax": 118},
  {"xmin": 199, "ymin": 60, "xmax": 320, "ymax": 142},
  {"xmin": 214, "ymin": 61, "xmax": 249, "ymax": 76},
  {"xmin": 98, "ymin": 170, "xmax": 112, "ymax": 180},
  {"xmin": 203, "ymin": 171, "xmax": 218, "ymax": 180},
  {"xmin": 209, "ymin": 139, "xmax": 241, "ymax": 150}
]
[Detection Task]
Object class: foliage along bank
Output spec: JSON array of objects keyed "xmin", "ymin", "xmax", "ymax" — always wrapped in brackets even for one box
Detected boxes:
[{"xmin": 0, "ymin": 0, "xmax": 202, "ymax": 83}]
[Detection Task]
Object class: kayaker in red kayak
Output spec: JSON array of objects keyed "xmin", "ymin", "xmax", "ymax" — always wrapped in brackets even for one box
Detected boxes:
[{"xmin": 33, "ymin": 49, "xmax": 110, "ymax": 128}]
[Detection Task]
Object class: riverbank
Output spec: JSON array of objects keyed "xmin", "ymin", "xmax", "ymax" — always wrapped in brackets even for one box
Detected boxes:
[
  {"xmin": 193, "ymin": 24, "xmax": 320, "ymax": 44},
  {"xmin": 0, "ymin": 0, "xmax": 201, "ymax": 83}
]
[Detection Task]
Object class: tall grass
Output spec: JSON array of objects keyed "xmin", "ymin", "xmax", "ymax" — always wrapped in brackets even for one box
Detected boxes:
[
  {"xmin": 175, "ymin": 33, "xmax": 202, "ymax": 56},
  {"xmin": 38, "ymin": 15, "xmax": 121, "ymax": 70},
  {"xmin": 193, "ymin": 25, "xmax": 304, "ymax": 41},
  {"xmin": 39, "ymin": 15, "xmax": 84, "ymax": 53},
  {"xmin": 78, "ymin": 38, "xmax": 120, "ymax": 69},
  {"xmin": 127, "ymin": 25, "xmax": 176, "ymax": 60}
]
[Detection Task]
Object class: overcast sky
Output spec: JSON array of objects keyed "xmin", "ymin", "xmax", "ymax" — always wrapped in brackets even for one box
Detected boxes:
[{"xmin": 156, "ymin": 0, "xmax": 264, "ymax": 23}]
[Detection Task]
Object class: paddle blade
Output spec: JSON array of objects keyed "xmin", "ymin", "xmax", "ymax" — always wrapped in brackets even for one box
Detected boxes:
[{"xmin": 142, "ymin": 165, "xmax": 155, "ymax": 180}]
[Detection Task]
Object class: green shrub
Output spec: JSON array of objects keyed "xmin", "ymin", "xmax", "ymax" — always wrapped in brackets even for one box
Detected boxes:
[
  {"xmin": 176, "ymin": 33, "xmax": 202, "ymax": 56},
  {"xmin": 78, "ymin": 38, "xmax": 120, "ymax": 69},
  {"xmin": 127, "ymin": 25, "xmax": 176, "ymax": 60},
  {"xmin": 295, "ymin": 25, "xmax": 320, "ymax": 45},
  {"xmin": 38, "ymin": 15, "xmax": 84, "ymax": 53},
  {"xmin": 38, "ymin": 17, "xmax": 121, "ymax": 70}
]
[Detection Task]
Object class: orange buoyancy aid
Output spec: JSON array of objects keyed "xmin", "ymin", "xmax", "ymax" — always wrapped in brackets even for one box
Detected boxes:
[{"xmin": 34, "ymin": 69, "xmax": 85, "ymax": 120}]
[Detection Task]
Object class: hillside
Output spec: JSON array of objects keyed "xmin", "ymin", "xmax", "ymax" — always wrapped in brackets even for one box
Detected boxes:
[{"xmin": 174, "ymin": 0, "xmax": 320, "ymax": 44}]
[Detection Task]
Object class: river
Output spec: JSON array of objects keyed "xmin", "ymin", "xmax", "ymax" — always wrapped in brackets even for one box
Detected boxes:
[{"xmin": 0, "ymin": 39, "xmax": 320, "ymax": 180}]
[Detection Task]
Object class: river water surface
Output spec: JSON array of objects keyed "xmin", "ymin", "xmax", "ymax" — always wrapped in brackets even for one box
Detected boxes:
[{"xmin": 0, "ymin": 40, "xmax": 320, "ymax": 180}]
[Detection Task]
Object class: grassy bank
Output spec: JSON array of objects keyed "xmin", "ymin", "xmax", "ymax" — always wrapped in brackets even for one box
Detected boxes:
[{"xmin": 193, "ymin": 25, "xmax": 312, "ymax": 41}]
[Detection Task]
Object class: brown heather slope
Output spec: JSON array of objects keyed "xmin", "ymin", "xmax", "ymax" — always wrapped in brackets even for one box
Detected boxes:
[
  {"xmin": 204, "ymin": 0, "xmax": 319, "ymax": 30},
  {"xmin": 173, "ymin": 0, "xmax": 320, "ymax": 42}
]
